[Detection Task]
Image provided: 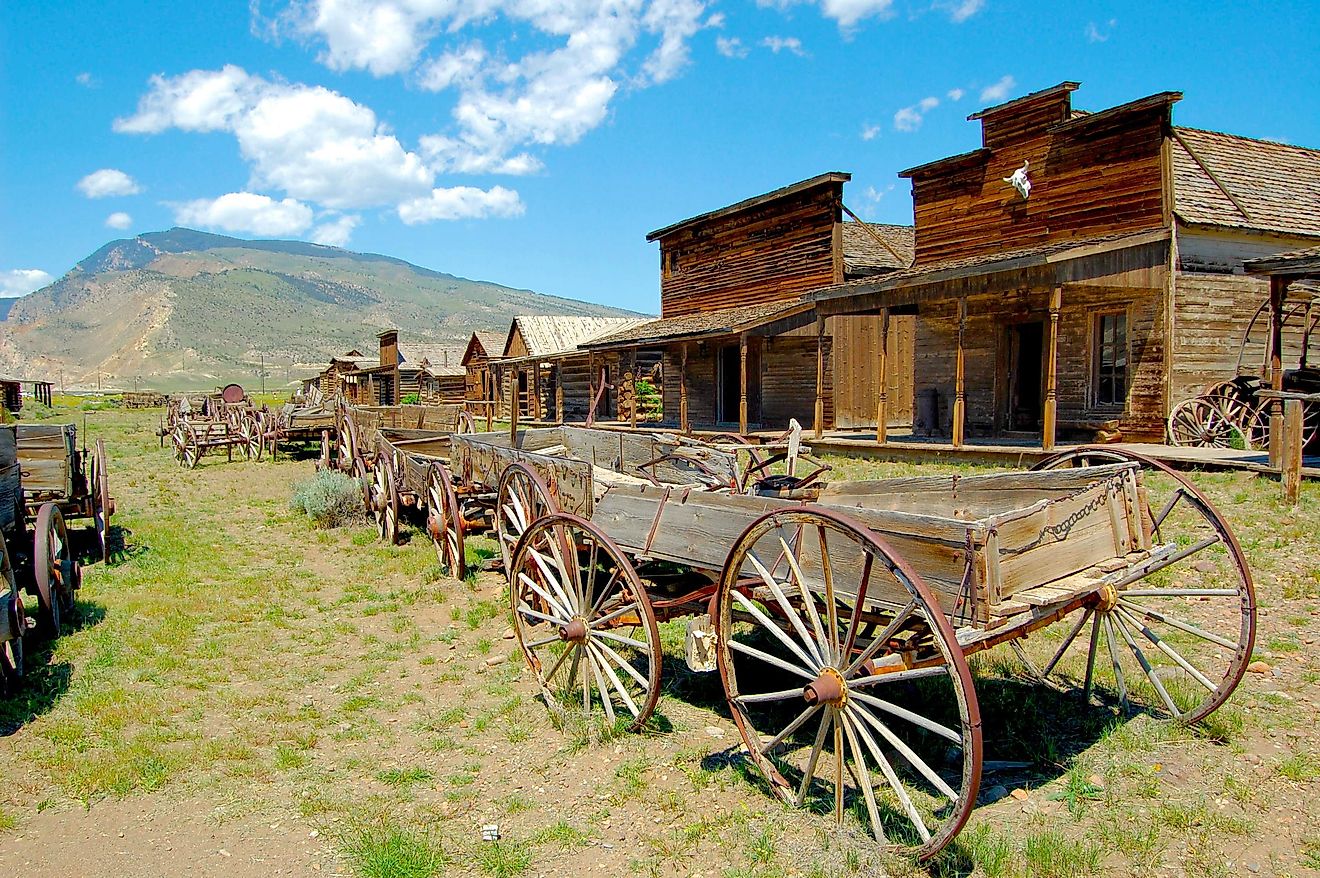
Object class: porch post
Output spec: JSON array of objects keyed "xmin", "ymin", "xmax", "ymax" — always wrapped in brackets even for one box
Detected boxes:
[
  {"xmin": 532, "ymin": 362, "xmax": 542, "ymax": 422},
  {"xmin": 554, "ymin": 366, "xmax": 564, "ymax": 424},
  {"xmin": 630, "ymin": 348, "xmax": 639, "ymax": 430},
  {"xmin": 508, "ymin": 369, "xmax": 519, "ymax": 444},
  {"xmin": 739, "ymin": 332, "xmax": 749, "ymax": 436},
  {"xmin": 1043, "ymin": 285, "xmax": 1061, "ymax": 451},
  {"xmin": 588, "ymin": 350, "xmax": 597, "ymax": 426},
  {"xmin": 814, "ymin": 313, "xmax": 825, "ymax": 439},
  {"xmin": 1269, "ymin": 276, "xmax": 1286, "ymax": 467},
  {"xmin": 953, "ymin": 297, "xmax": 967, "ymax": 448},
  {"xmin": 679, "ymin": 343, "xmax": 690, "ymax": 434},
  {"xmin": 876, "ymin": 307, "xmax": 890, "ymax": 445}
]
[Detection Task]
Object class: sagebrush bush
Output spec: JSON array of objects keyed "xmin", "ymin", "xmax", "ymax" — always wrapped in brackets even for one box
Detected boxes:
[{"xmin": 290, "ymin": 469, "xmax": 364, "ymax": 528}]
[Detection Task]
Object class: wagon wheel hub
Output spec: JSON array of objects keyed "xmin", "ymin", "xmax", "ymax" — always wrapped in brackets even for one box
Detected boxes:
[
  {"xmin": 1095, "ymin": 584, "xmax": 1119, "ymax": 612},
  {"xmin": 802, "ymin": 667, "xmax": 847, "ymax": 707},
  {"xmin": 558, "ymin": 617, "xmax": 588, "ymax": 643}
]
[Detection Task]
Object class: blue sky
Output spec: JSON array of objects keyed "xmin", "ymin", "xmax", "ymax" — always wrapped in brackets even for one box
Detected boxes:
[{"xmin": 2, "ymin": 1, "xmax": 1317, "ymax": 313}]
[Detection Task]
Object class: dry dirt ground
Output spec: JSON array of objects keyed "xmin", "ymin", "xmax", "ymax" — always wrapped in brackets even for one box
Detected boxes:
[{"xmin": 1, "ymin": 408, "xmax": 1317, "ymax": 878}]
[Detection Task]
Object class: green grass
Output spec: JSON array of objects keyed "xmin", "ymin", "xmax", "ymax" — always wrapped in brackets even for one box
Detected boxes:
[
  {"xmin": 1277, "ymin": 751, "xmax": 1320, "ymax": 782},
  {"xmin": 376, "ymin": 767, "xmax": 434, "ymax": 788},
  {"xmin": 339, "ymin": 821, "xmax": 446, "ymax": 878},
  {"xmin": 476, "ymin": 840, "xmax": 531, "ymax": 878}
]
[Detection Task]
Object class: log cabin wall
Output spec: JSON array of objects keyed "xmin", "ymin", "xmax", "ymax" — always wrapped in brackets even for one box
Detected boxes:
[
  {"xmin": 761, "ymin": 336, "xmax": 832, "ymax": 427},
  {"xmin": 658, "ymin": 337, "xmax": 829, "ymax": 429},
  {"xmin": 905, "ymin": 89, "xmax": 1171, "ymax": 266},
  {"xmin": 654, "ymin": 179, "xmax": 845, "ymax": 317}
]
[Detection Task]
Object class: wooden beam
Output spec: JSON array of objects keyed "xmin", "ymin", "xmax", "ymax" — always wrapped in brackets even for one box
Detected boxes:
[
  {"xmin": 1283, "ymin": 398, "xmax": 1303, "ymax": 505},
  {"xmin": 679, "ymin": 343, "xmax": 690, "ymax": 434},
  {"xmin": 1042, "ymin": 286, "xmax": 1061, "ymax": 451},
  {"xmin": 554, "ymin": 366, "xmax": 564, "ymax": 425},
  {"xmin": 629, "ymin": 349, "xmax": 638, "ymax": 429},
  {"xmin": 531, "ymin": 362, "xmax": 541, "ymax": 422},
  {"xmin": 814, "ymin": 314, "xmax": 825, "ymax": 438},
  {"xmin": 952, "ymin": 297, "xmax": 967, "ymax": 448},
  {"xmin": 876, "ymin": 308, "xmax": 890, "ymax": 445},
  {"xmin": 739, "ymin": 332, "xmax": 749, "ymax": 435},
  {"xmin": 508, "ymin": 369, "xmax": 519, "ymax": 445},
  {"xmin": 1269, "ymin": 276, "xmax": 1286, "ymax": 467}
]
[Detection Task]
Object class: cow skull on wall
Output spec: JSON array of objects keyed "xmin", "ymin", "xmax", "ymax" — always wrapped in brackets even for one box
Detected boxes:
[{"xmin": 1003, "ymin": 160, "xmax": 1031, "ymax": 200}]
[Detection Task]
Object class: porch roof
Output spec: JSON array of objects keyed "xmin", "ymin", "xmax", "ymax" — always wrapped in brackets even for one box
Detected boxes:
[
  {"xmin": 581, "ymin": 300, "xmax": 814, "ymax": 349},
  {"xmin": 810, "ymin": 227, "xmax": 1170, "ymax": 311},
  {"xmin": 1245, "ymin": 244, "xmax": 1320, "ymax": 278}
]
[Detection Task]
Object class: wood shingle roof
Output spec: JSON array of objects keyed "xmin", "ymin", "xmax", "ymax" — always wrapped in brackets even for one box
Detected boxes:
[
  {"xmin": 506, "ymin": 316, "xmax": 651, "ymax": 359},
  {"xmin": 841, "ymin": 223, "xmax": 914, "ymax": 275}
]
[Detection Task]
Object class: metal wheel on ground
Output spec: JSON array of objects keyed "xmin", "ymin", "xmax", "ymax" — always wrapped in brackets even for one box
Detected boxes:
[
  {"xmin": 32, "ymin": 502, "xmax": 78, "ymax": 637},
  {"xmin": 495, "ymin": 463, "xmax": 559, "ymax": 576},
  {"xmin": 1168, "ymin": 395, "xmax": 1252, "ymax": 448},
  {"xmin": 509, "ymin": 512, "xmax": 662, "ymax": 733},
  {"xmin": 371, "ymin": 449, "xmax": 400, "ymax": 544},
  {"xmin": 90, "ymin": 438, "xmax": 112, "ymax": 562},
  {"xmin": 715, "ymin": 507, "xmax": 982, "ymax": 860},
  {"xmin": 1030, "ymin": 447, "xmax": 1256, "ymax": 725},
  {"xmin": 242, "ymin": 412, "xmax": 264, "ymax": 461},
  {"xmin": 1, "ymin": 534, "xmax": 25, "ymax": 685},
  {"xmin": 426, "ymin": 463, "xmax": 465, "ymax": 578}
]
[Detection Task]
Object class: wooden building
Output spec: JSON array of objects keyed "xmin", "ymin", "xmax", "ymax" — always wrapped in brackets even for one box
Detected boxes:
[
  {"xmin": 344, "ymin": 330, "xmax": 467, "ymax": 405},
  {"xmin": 316, "ymin": 349, "xmax": 374, "ymax": 402},
  {"xmin": 810, "ymin": 82, "xmax": 1320, "ymax": 447},
  {"xmin": 494, "ymin": 316, "xmax": 650, "ymax": 422},
  {"xmin": 585, "ymin": 172, "xmax": 916, "ymax": 434},
  {"xmin": 461, "ymin": 331, "xmax": 506, "ymax": 417},
  {"xmin": 0, "ymin": 377, "xmax": 22, "ymax": 414}
]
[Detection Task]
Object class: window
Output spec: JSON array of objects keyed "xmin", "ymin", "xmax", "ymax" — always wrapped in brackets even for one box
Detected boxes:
[{"xmin": 1093, "ymin": 312, "xmax": 1128, "ymax": 407}]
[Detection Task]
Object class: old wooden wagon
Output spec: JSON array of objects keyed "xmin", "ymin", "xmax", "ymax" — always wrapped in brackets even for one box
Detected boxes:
[
  {"xmin": 260, "ymin": 403, "xmax": 336, "ymax": 461},
  {"xmin": 2, "ymin": 425, "xmax": 84, "ymax": 690},
  {"xmin": 16, "ymin": 423, "xmax": 113, "ymax": 563},
  {"xmin": 447, "ymin": 427, "xmax": 1254, "ymax": 858}
]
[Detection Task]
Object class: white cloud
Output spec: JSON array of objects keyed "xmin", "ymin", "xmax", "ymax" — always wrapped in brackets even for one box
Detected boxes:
[
  {"xmin": 979, "ymin": 74, "xmax": 1016, "ymax": 103},
  {"xmin": 716, "ymin": 36, "xmax": 748, "ymax": 58},
  {"xmin": 1, "ymin": 269, "xmax": 53, "ymax": 297},
  {"xmin": 893, "ymin": 96, "xmax": 939, "ymax": 132},
  {"xmin": 397, "ymin": 186, "xmax": 525, "ymax": 224},
  {"xmin": 75, "ymin": 72, "xmax": 98, "ymax": 88},
  {"xmin": 1086, "ymin": 18, "xmax": 1116, "ymax": 42},
  {"xmin": 417, "ymin": 43, "xmax": 487, "ymax": 92},
  {"xmin": 114, "ymin": 64, "xmax": 259, "ymax": 134},
  {"xmin": 76, "ymin": 168, "xmax": 142, "ymax": 198},
  {"xmin": 642, "ymin": 0, "xmax": 709, "ymax": 84},
  {"xmin": 860, "ymin": 122, "xmax": 881, "ymax": 141},
  {"xmin": 854, "ymin": 183, "xmax": 892, "ymax": 218},
  {"xmin": 705, "ymin": 11, "xmax": 725, "ymax": 27},
  {"xmin": 936, "ymin": 0, "xmax": 984, "ymax": 22},
  {"xmin": 947, "ymin": 87, "xmax": 964, "ymax": 101},
  {"xmin": 761, "ymin": 35, "xmax": 805, "ymax": 55},
  {"xmin": 174, "ymin": 192, "xmax": 315, "ymax": 237},
  {"xmin": 816, "ymin": 0, "xmax": 894, "ymax": 29},
  {"xmin": 310, "ymin": 214, "xmax": 361, "ymax": 246},
  {"xmin": 105, "ymin": 212, "xmax": 133, "ymax": 230}
]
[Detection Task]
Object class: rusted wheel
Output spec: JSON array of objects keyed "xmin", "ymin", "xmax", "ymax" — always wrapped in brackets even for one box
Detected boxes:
[
  {"xmin": 33, "ymin": 502, "xmax": 78, "ymax": 637},
  {"xmin": 716, "ymin": 507, "xmax": 982, "ymax": 860},
  {"xmin": 708, "ymin": 432, "xmax": 765, "ymax": 492},
  {"xmin": 1, "ymin": 533, "xmax": 25, "ymax": 685},
  {"xmin": 336, "ymin": 415, "xmax": 359, "ymax": 473},
  {"xmin": 510, "ymin": 512, "xmax": 661, "ymax": 733},
  {"xmin": 370, "ymin": 449, "xmax": 400, "ymax": 544},
  {"xmin": 89, "ymin": 439, "xmax": 112, "ymax": 562},
  {"xmin": 456, "ymin": 410, "xmax": 476, "ymax": 435},
  {"xmin": 426, "ymin": 464, "xmax": 465, "ymax": 578},
  {"xmin": 1030, "ymin": 447, "xmax": 1255, "ymax": 724},
  {"xmin": 316, "ymin": 429, "xmax": 332, "ymax": 472},
  {"xmin": 1168, "ymin": 395, "xmax": 1250, "ymax": 448},
  {"xmin": 495, "ymin": 463, "xmax": 559, "ymax": 576}
]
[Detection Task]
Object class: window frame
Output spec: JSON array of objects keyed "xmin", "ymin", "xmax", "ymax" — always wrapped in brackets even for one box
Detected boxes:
[{"xmin": 1091, "ymin": 308, "xmax": 1130, "ymax": 410}]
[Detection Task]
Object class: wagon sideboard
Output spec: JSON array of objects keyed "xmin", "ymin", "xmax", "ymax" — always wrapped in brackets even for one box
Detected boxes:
[
  {"xmin": 590, "ymin": 462, "xmax": 1149, "ymax": 626},
  {"xmin": 16, "ymin": 423, "xmax": 77, "ymax": 502}
]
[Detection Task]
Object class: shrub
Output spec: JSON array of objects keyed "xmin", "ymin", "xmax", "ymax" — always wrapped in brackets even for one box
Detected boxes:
[
  {"xmin": 401, "ymin": 393, "xmax": 420, "ymax": 405},
  {"xmin": 290, "ymin": 469, "xmax": 364, "ymax": 528}
]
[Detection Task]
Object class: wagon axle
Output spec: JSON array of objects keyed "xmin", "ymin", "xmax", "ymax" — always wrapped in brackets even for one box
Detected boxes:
[{"xmin": 802, "ymin": 667, "xmax": 846, "ymax": 707}]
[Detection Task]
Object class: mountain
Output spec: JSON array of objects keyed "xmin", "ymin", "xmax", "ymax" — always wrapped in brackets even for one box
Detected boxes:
[{"xmin": 0, "ymin": 228, "xmax": 640, "ymax": 392}]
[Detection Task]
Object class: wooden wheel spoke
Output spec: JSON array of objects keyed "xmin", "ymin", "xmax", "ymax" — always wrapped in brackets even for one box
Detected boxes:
[
  {"xmin": 847, "ymin": 666, "xmax": 948, "ymax": 689},
  {"xmin": 1102, "ymin": 614, "xmax": 1129, "ymax": 709},
  {"xmin": 590, "ymin": 567, "xmax": 625, "ymax": 617},
  {"xmin": 516, "ymin": 603, "xmax": 571, "ymax": 627},
  {"xmin": 847, "ymin": 690, "xmax": 961, "ymax": 744},
  {"xmin": 526, "ymin": 546, "xmax": 577, "ymax": 614},
  {"xmin": 589, "ymin": 637, "xmax": 651, "ymax": 691},
  {"xmin": 794, "ymin": 709, "xmax": 833, "ymax": 806},
  {"xmin": 587, "ymin": 647, "xmax": 617, "ymax": 726},
  {"xmin": 1110, "ymin": 612, "xmax": 1180, "ymax": 716},
  {"xmin": 842, "ymin": 553, "xmax": 874, "ymax": 664},
  {"xmin": 838, "ymin": 712, "xmax": 887, "ymax": 843},
  {"xmin": 524, "ymin": 633, "xmax": 563, "ymax": 650},
  {"xmin": 747, "ymin": 550, "xmax": 825, "ymax": 668},
  {"xmin": 756, "ymin": 703, "xmax": 822, "ymax": 754},
  {"xmin": 845, "ymin": 709, "xmax": 931, "ymax": 844},
  {"xmin": 589, "ymin": 600, "xmax": 639, "ymax": 629},
  {"xmin": 851, "ymin": 701, "xmax": 959, "ymax": 803},
  {"xmin": 816, "ymin": 526, "xmax": 842, "ymax": 664},
  {"xmin": 728, "ymin": 639, "xmax": 817, "ymax": 682},
  {"xmin": 1041, "ymin": 607, "xmax": 1093, "ymax": 676},
  {"xmin": 777, "ymin": 538, "xmax": 831, "ymax": 664},
  {"xmin": 517, "ymin": 571, "xmax": 572, "ymax": 620},
  {"xmin": 844, "ymin": 600, "xmax": 917, "ymax": 677},
  {"xmin": 1082, "ymin": 610, "xmax": 1102, "ymax": 699},
  {"xmin": 1116, "ymin": 599, "xmax": 1238, "ymax": 648},
  {"xmin": 735, "ymin": 687, "xmax": 806, "ymax": 705},
  {"xmin": 587, "ymin": 642, "xmax": 642, "ymax": 717},
  {"xmin": 591, "ymin": 629, "xmax": 651, "ymax": 651},
  {"xmin": 732, "ymin": 590, "xmax": 822, "ymax": 674},
  {"xmin": 1113, "ymin": 606, "xmax": 1218, "ymax": 692},
  {"xmin": 543, "ymin": 641, "xmax": 578, "ymax": 685}
]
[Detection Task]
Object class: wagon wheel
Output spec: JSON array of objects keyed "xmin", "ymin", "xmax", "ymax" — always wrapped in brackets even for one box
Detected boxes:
[
  {"xmin": 509, "ymin": 512, "xmax": 661, "ymax": 733},
  {"xmin": 709, "ymin": 432, "xmax": 766, "ymax": 493},
  {"xmin": 1, "ymin": 533, "xmax": 25, "ymax": 685},
  {"xmin": 370, "ymin": 449, "xmax": 400, "ymax": 544},
  {"xmin": 456, "ymin": 410, "xmax": 476, "ymax": 435},
  {"xmin": 241, "ymin": 412, "xmax": 264, "ymax": 461},
  {"xmin": 426, "ymin": 463, "xmax": 465, "ymax": 578},
  {"xmin": 338, "ymin": 415, "xmax": 362, "ymax": 474},
  {"xmin": 316, "ymin": 429, "xmax": 332, "ymax": 472},
  {"xmin": 170, "ymin": 423, "xmax": 187, "ymax": 466},
  {"xmin": 1030, "ymin": 447, "xmax": 1255, "ymax": 725},
  {"xmin": 716, "ymin": 508, "xmax": 981, "ymax": 859},
  {"xmin": 180, "ymin": 423, "xmax": 202, "ymax": 469},
  {"xmin": 496, "ymin": 463, "xmax": 560, "ymax": 576},
  {"xmin": 32, "ymin": 502, "xmax": 78, "ymax": 637},
  {"xmin": 1167, "ymin": 395, "xmax": 1251, "ymax": 448},
  {"xmin": 90, "ymin": 438, "xmax": 112, "ymax": 562}
]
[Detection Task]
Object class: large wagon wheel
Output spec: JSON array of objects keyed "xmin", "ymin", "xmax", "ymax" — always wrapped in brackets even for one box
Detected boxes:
[
  {"xmin": 495, "ymin": 463, "xmax": 560, "ymax": 576},
  {"xmin": 1030, "ymin": 448, "xmax": 1255, "ymax": 724},
  {"xmin": 316, "ymin": 429, "xmax": 332, "ymax": 472},
  {"xmin": 509, "ymin": 512, "xmax": 662, "ymax": 733},
  {"xmin": 180, "ymin": 423, "xmax": 202, "ymax": 469},
  {"xmin": 89, "ymin": 438, "xmax": 112, "ymax": 562},
  {"xmin": 170, "ymin": 423, "xmax": 188, "ymax": 467},
  {"xmin": 32, "ymin": 502, "xmax": 78, "ymax": 637},
  {"xmin": 1, "ymin": 534, "xmax": 25, "ymax": 685},
  {"xmin": 716, "ymin": 508, "xmax": 982, "ymax": 861},
  {"xmin": 426, "ymin": 463, "xmax": 465, "ymax": 578},
  {"xmin": 370, "ymin": 449, "xmax": 400, "ymax": 544},
  {"xmin": 1167, "ymin": 395, "xmax": 1251, "ymax": 448},
  {"xmin": 241, "ymin": 411, "xmax": 264, "ymax": 461},
  {"xmin": 456, "ymin": 410, "xmax": 476, "ymax": 435}
]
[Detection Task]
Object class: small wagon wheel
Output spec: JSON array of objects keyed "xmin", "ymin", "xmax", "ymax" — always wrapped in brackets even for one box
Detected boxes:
[
  {"xmin": 495, "ymin": 462, "xmax": 560, "ymax": 576},
  {"xmin": 1030, "ymin": 447, "xmax": 1255, "ymax": 725},
  {"xmin": 716, "ymin": 507, "xmax": 982, "ymax": 861},
  {"xmin": 456, "ymin": 410, "xmax": 476, "ymax": 435},
  {"xmin": 316, "ymin": 429, "xmax": 332, "ymax": 472},
  {"xmin": 1, "ymin": 533, "xmax": 25, "ymax": 685},
  {"xmin": 181, "ymin": 423, "xmax": 202, "ymax": 469},
  {"xmin": 339, "ymin": 415, "xmax": 362, "ymax": 474},
  {"xmin": 1167, "ymin": 395, "xmax": 1248, "ymax": 448},
  {"xmin": 32, "ymin": 502, "xmax": 78, "ymax": 637},
  {"xmin": 370, "ymin": 449, "xmax": 400, "ymax": 544},
  {"xmin": 509, "ymin": 512, "xmax": 662, "ymax": 733},
  {"xmin": 170, "ymin": 423, "xmax": 188, "ymax": 466},
  {"xmin": 242, "ymin": 412, "xmax": 264, "ymax": 461},
  {"xmin": 90, "ymin": 439, "xmax": 112, "ymax": 562},
  {"xmin": 426, "ymin": 463, "xmax": 465, "ymax": 578}
]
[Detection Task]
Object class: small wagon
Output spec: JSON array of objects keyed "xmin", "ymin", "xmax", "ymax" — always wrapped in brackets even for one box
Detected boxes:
[
  {"xmin": 2, "ymin": 425, "xmax": 86, "ymax": 690},
  {"xmin": 448, "ymin": 427, "xmax": 1254, "ymax": 859},
  {"xmin": 166, "ymin": 385, "xmax": 264, "ymax": 467}
]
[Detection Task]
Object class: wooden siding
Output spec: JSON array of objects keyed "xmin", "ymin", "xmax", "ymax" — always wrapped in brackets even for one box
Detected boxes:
[
  {"xmin": 829, "ymin": 313, "xmax": 915, "ymax": 428},
  {"xmin": 657, "ymin": 183, "xmax": 843, "ymax": 317},
  {"xmin": 908, "ymin": 106, "xmax": 1169, "ymax": 266},
  {"xmin": 660, "ymin": 337, "xmax": 831, "ymax": 430}
]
